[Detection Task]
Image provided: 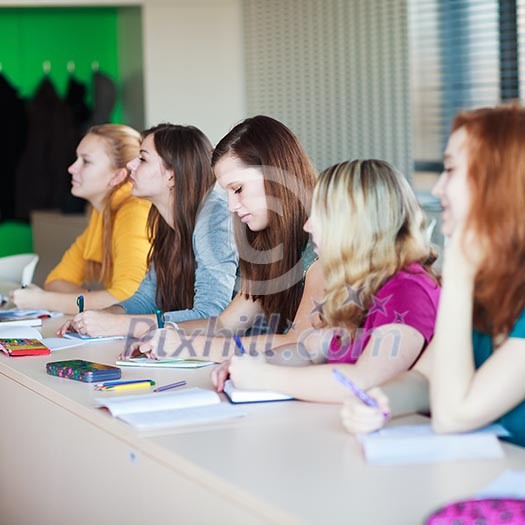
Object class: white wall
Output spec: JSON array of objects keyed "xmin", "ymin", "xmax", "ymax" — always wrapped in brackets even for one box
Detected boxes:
[
  {"xmin": 0, "ymin": 0, "xmax": 247, "ymax": 145},
  {"xmin": 117, "ymin": 6, "xmax": 145, "ymax": 130},
  {"xmin": 142, "ymin": 0, "xmax": 246, "ymax": 144},
  {"xmin": 243, "ymin": 0, "xmax": 412, "ymax": 177}
]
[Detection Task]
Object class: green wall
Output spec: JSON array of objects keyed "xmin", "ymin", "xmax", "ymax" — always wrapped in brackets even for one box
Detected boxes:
[{"xmin": 0, "ymin": 7, "xmax": 122, "ymax": 122}]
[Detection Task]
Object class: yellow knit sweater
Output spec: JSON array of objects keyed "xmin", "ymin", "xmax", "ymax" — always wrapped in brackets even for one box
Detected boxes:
[{"xmin": 45, "ymin": 183, "xmax": 151, "ymax": 301}]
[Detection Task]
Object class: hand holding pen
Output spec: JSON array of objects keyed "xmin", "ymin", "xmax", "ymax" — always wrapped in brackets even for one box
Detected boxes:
[{"xmin": 333, "ymin": 369, "xmax": 391, "ymax": 434}]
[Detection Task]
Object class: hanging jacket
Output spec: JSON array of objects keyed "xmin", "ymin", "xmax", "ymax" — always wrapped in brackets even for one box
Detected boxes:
[
  {"xmin": 15, "ymin": 77, "xmax": 77, "ymax": 220},
  {"xmin": 89, "ymin": 71, "xmax": 116, "ymax": 125},
  {"xmin": 62, "ymin": 75, "xmax": 91, "ymax": 214},
  {"xmin": 0, "ymin": 74, "xmax": 27, "ymax": 221}
]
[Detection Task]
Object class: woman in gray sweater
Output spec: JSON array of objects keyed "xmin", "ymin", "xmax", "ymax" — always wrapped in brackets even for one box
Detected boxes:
[{"xmin": 58, "ymin": 124, "xmax": 237, "ymax": 338}]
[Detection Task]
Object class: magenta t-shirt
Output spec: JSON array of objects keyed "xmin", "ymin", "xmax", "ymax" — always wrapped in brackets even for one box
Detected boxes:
[{"xmin": 328, "ymin": 264, "xmax": 440, "ymax": 363}]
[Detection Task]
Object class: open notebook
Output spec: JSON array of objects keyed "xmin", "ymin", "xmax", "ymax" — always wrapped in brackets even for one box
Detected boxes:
[
  {"xmin": 115, "ymin": 356, "xmax": 215, "ymax": 369},
  {"xmin": 359, "ymin": 423, "xmax": 510, "ymax": 465},
  {"xmin": 0, "ymin": 308, "xmax": 61, "ymax": 327},
  {"xmin": 0, "ymin": 326, "xmax": 84, "ymax": 351},
  {"xmin": 96, "ymin": 387, "xmax": 246, "ymax": 430},
  {"xmin": 223, "ymin": 379, "xmax": 293, "ymax": 403},
  {"xmin": 64, "ymin": 332, "xmax": 126, "ymax": 343}
]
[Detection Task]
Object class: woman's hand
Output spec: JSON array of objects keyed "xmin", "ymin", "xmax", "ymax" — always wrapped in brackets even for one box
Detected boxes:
[
  {"xmin": 119, "ymin": 326, "xmax": 182, "ymax": 360},
  {"xmin": 57, "ymin": 310, "xmax": 128, "ymax": 337},
  {"xmin": 444, "ymin": 223, "xmax": 486, "ymax": 281},
  {"xmin": 340, "ymin": 387, "xmax": 390, "ymax": 434},
  {"xmin": 210, "ymin": 359, "xmax": 232, "ymax": 392},
  {"xmin": 10, "ymin": 285, "xmax": 46, "ymax": 309},
  {"xmin": 228, "ymin": 353, "xmax": 274, "ymax": 391}
]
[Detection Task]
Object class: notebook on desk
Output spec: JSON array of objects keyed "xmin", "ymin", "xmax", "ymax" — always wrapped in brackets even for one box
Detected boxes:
[
  {"xmin": 63, "ymin": 332, "xmax": 126, "ymax": 343},
  {"xmin": 223, "ymin": 379, "xmax": 294, "ymax": 403},
  {"xmin": 359, "ymin": 423, "xmax": 509, "ymax": 465},
  {"xmin": 115, "ymin": 356, "xmax": 215, "ymax": 368},
  {"xmin": 0, "ymin": 326, "xmax": 84, "ymax": 352},
  {"xmin": 0, "ymin": 308, "xmax": 62, "ymax": 327},
  {"xmin": 96, "ymin": 387, "xmax": 246, "ymax": 430}
]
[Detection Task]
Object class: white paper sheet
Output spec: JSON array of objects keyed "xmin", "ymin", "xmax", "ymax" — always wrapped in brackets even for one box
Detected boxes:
[
  {"xmin": 477, "ymin": 470, "xmax": 525, "ymax": 499},
  {"xmin": 359, "ymin": 424, "xmax": 508, "ymax": 465}
]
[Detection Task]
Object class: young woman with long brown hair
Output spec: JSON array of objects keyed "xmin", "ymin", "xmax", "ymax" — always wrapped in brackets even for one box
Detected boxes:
[
  {"xmin": 58, "ymin": 123, "xmax": 238, "ymax": 338},
  {"xmin": 11, "ymin": 124, "xmax": 151, "ymax": 314},
  {"xmin": 212, "ymin": 159, "xmax": 440, "ymax": 401},
  {"xmin": 124, "ymin": 115, "xmax": 322, "ymax": 361},
  {"xmin": 341, "ymin": 104, "xmax": 525, "ymax": 447}
]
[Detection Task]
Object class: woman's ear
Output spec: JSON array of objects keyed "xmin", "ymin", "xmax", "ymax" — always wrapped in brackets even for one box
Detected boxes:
[
  {"xmin": 109, "ymin": 167, "xmax": 129, "ymax": 187},
  {"xmin": 166, "ymin": 169, "xmax": 175, "ymax": 190}
]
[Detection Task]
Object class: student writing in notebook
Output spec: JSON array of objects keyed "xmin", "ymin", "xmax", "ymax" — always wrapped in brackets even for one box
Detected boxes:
[
  {"xmin": 58, "ymin": 124, "xmax": 237, "ymax": 338},
  {"xmin": 122, "ymin": 115, "xmax": 323, "ymax": 361},
  {"xmin": 11, "ymin": 125, "xmax": 151, "ymax": 314},
  {"xmin": 211, "ymin": 159, "xmax": 441, "ymax": 402},
  {"xmin": 341, "ymin": 105, "xmax": 525, "ymax": 447}
]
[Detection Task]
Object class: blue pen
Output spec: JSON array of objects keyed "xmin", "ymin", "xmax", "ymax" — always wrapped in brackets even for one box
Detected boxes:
[
  {"xmin": 155, "ymin": 309, "xmax": 165, "ymax": 329},
  {"xmin": 232, "ymin": 335, "xmax": 246, "ymax": 355},
  {"xmin": 76, "ymin": 295, "xmax": 84, "ymax": 313},
  {"xmin": 332, "ymin": 369, "xmax": 389, "ymax": 418}
]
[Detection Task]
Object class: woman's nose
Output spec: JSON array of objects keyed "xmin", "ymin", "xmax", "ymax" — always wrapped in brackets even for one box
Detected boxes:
[
  {"xmin": 127, "ymin": 157, "xmax": 139, "ymax": 172},
  {"xmin": 431, "ymin": 173, "xmax": 446, "ymax": 199},
  {"xmin": 228, "ymin": 193, "xmax": 241, "ymax": 212},
  {"xmin": 68, "ymin": 159, "xmax": 79, "ymax": 175},
  {"xmin": 303, "ymin": 218, "xmax": 312, "ymax": 233}
]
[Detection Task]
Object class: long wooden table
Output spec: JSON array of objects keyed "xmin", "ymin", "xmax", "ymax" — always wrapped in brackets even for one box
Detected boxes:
[{"xmin": 1, "ymin": 319, "xmax": 524, "ymax": 525}]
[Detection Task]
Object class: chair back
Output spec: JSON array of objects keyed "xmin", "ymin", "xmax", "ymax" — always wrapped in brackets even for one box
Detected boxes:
[{"xmin": 0, "ymin": 253, "xmax": 39, "ymax": 286}]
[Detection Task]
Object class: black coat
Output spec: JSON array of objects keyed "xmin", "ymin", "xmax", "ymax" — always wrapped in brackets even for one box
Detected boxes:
[
  {"xmin": 0, "ymin": 74, "xmax": 27, "ymax": 221},
  {"xmin": 15, "ymin": 77, "xmax": 77, "ymax": 220}
]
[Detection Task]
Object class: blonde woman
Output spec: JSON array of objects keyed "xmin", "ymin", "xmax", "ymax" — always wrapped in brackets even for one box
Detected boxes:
[
  {"xmin": 212, "ymin": 159, "xmax": 440, "ymax": 403},
  {"xmin": 11, "ymin": 124, "xmax": 151, "ymax": 314}
]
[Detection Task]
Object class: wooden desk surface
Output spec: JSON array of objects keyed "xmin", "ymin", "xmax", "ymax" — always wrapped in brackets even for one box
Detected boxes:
[{"xmin": 1, "ymin": 318, "xmax": 524, "ymax": 525}]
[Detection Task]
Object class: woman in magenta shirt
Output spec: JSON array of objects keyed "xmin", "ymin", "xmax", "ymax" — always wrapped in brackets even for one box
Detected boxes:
[{"xmin": 211, "ymin": 159, "xmax": 440, "ymax": 402}]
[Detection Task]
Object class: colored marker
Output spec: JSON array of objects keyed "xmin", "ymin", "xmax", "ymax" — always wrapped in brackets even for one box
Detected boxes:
[
  {"xmin": 153, "ymin": 380, "xmax": 187, "ymax": 393},
  {"xmin": 332, "ymin": 369, "xmax": 389, "ymax": 418},
  {"xmin": 232, "ymin": 335, "xmax": 246, "ymax": 355},
  {"xmin": 96, "ymin": 379, "xmax": 155, "ymax": 388},
  {"xmin": 155, "ymin": 309, "xmax": 165, "ymax": 328},
  {"xmin": 97, "ymin": 381, "xmax": 155, "ymax": 392},
  {"xmin": 76, "ymin": 295, "xmax": 84, "ymax": 313}
]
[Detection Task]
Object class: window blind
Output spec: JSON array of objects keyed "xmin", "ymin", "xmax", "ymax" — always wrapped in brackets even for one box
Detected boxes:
[{"xmin": 410, "ymin": 0, "xmax": 523, "ymax": 169}]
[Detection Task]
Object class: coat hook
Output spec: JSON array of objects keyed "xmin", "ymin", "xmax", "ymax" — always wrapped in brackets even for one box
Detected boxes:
[
  {"xmin": 43, "ymin": 60, "xmax": 51, "ymax": 74},
  {"xmin": 67, "ymin": 61, "xmax": 75, "ymax": 74}
]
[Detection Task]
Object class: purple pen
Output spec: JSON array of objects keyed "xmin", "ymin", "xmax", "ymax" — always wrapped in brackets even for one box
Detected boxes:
[
  {"xmin": 332, "ymin": 369, "xmax": 389, "ymax": 418},
  {"xmin": 153, "ymin": 380, "xmax": 187, "ymax": 393}
]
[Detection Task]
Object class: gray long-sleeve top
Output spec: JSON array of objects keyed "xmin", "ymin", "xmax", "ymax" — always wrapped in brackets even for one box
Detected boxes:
[{"xmin": 118, "ymin": 183, "xmax": 238, "ymax": 323}]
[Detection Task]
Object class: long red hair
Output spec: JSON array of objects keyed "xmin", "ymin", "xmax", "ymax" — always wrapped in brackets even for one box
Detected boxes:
[{"xmin": 453, "ymin": 104, "xmax": 525, "ymax": 336}]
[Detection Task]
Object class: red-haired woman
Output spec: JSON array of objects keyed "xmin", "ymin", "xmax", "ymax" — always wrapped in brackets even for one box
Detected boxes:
[{"xmin": 341, "ymin": 104, "xmax": 525, "ymax": 447}]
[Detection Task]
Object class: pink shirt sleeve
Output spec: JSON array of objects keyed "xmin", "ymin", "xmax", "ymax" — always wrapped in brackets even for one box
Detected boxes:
[{"xmin": 328, "ymin": 272, "xmax": 440, "ymax": 363}]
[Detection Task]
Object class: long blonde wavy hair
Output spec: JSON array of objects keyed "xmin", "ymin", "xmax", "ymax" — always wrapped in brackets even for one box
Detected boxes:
[
  {"xmin": 83, "ymin": 124, "xmax": 141, "ymax": 286},
  {"xmin": 313, "ymin": 159, "xmax": 437, "ymax": 333}
]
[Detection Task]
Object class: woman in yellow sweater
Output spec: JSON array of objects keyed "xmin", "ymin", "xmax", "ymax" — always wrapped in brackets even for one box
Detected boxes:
[{"xmin": 11, "ymin": 124, "xmax": 151, "ymax": 314}]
